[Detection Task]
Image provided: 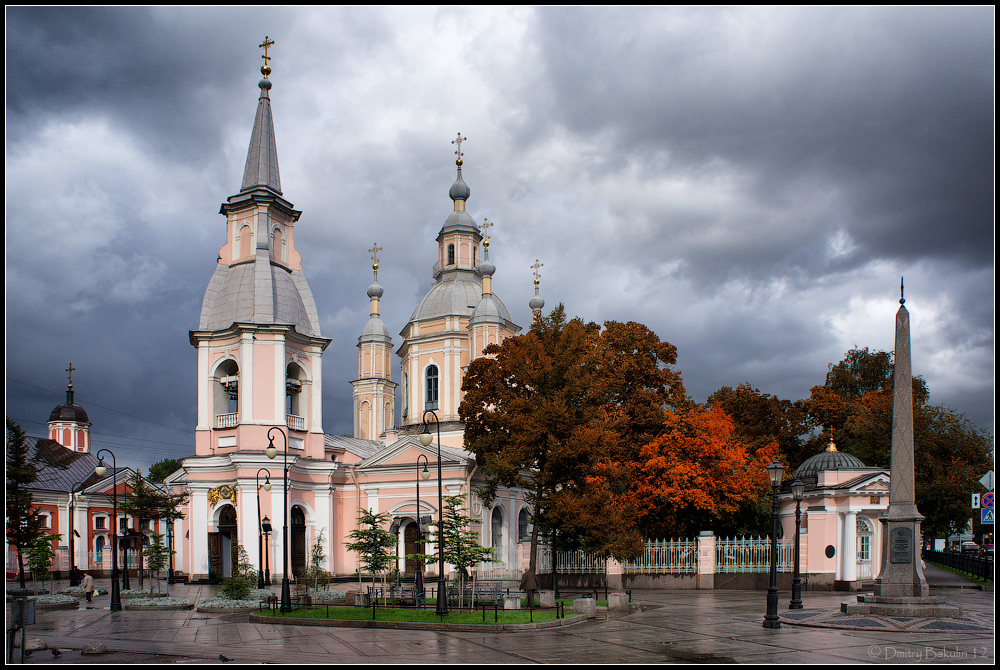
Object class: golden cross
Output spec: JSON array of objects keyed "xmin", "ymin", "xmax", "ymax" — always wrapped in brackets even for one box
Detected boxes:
[
  {"xmin": 259, "ymin": 36, "xmax": 275, "ymax": 66},
  {"xmin": 452, "ymin": 132, "xmax": 467, "ymax": 161},
  {"xmin": 66, "ymin": 363, "xmax": 76, "ymax": 386},
  {"xmin": 479, "ymin": 218, "xmax": 493, "ymax": 243},
  {"xmin": 531, "ymin": 259, "xmax": 543, "ymax": 283},
  {"xmin": 369, "ymin": 242, "xmax": 383, "ymax": 265}
]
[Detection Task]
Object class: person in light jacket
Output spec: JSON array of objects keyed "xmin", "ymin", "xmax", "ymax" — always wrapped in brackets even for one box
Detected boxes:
[{"xmin": 81, "ymin": 572, "xmax": 95, "ymax": 602}]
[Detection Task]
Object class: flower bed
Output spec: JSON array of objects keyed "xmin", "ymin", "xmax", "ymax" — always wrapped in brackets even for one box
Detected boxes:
[
  {"xmin": 121, "ymin": 589, "xmax": 168, "ymax": 599},
  {"xmin": 123, "ymin": 597, "xmax": 193, "ymax": 610},
  {"xmin": 196, "ymin": 588, "xmax": 277, "ymax": 612},
  {"xmin": 58, "ymin": 586, "xmax": 109, "ymax": 598}
]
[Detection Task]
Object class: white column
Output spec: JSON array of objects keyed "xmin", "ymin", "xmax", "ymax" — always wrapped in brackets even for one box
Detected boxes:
[
  {"xmin": 313, "ymin": 483, "xmax": 333, "ymax": 573},
  {"xmin": 841, "ymin": 510, "xmax": 858, "ymax": 582},
  {"xmin": 241, "ymin": 332, "xmax": 254, "ymax": 424},
  {"xmin": 274, "ymin": 333, "xmax": 285, "ymax": 424},
  {"xmin": 196, "ymin": 344, "xmax": 210, "ymax": 430},
  {"xmin": 191, "ymin": 488, "xmax": 210, "ymax": 579}
]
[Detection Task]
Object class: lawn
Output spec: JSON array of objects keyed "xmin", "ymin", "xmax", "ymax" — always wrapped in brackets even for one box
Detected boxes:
[{"xmin": 259, "ymin": 604, "xmax": 562, "ymax": 625}]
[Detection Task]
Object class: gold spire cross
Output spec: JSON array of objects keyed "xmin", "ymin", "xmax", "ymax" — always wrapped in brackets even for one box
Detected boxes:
[
  {"xmin": 66, "ymin": 363, "xmax": 76, "ymax": 386},
  {"xmin": 369, "ymin": 242, "xmax": 383, "ymax": 265},
  {"xmin": 259, "ymin": 35, "xmax": 275, "ymax": 67},
  {"xmin": 452, "ymin": 133, "xmax": 467, "ymax": 161},
  {"xmin": 531, "ymin": 259, "xmax": 544, "ymax": 283},
  {"xmin": 479, "ymin": 218, "xmax": 493, "ymax": 243}
]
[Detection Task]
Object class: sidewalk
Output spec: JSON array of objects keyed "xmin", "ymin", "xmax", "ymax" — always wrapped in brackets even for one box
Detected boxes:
[{"xmin": 7, "ymin": 566, "xmax": 993, "ymax": 664}]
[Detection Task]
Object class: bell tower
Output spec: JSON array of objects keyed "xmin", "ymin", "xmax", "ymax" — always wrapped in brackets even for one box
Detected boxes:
[
  {"xmin": 352, "ymin": 243, "xmax": 397, "ymax": 440},
  {"xmin": 190, "ymin": 38, "xmax": 330, "ymax": 459}
]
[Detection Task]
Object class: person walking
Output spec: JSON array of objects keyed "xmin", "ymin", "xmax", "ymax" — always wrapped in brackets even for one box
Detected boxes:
[{"xmin": 81, "ymin": 572, "xmax": 95, "ymax": 603}]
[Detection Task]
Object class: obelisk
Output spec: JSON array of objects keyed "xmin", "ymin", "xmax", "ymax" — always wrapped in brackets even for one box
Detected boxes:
[
  {"xmin": 844, "ymin": 281, "xmax": 958, "ymax": 616},
  {"xmin": 871, "ymin": 280, "xmax": 929, "ymax": 598}
]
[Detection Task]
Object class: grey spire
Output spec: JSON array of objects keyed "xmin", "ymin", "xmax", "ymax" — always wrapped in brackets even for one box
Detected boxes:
[{"xmin": 240, "ymin": 76, "xmax": 282, "ymax": 195}]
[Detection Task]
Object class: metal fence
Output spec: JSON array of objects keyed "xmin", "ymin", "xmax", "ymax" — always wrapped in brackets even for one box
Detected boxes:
[
  {"xmin": 923, "ymin": 549, "xmax": 994, "ymax": 582},
  {"xmin": 716, "ymin": 536, "xmax": 794, "ymax": 573},
  {"xmin": 623, "ymin": 538, "xmax": 698, "ymax": 574}
]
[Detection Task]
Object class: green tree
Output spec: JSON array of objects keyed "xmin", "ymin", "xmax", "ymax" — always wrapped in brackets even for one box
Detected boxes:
[
  {"xmin": 148, "ymin": 458, "xmax": 183, "ymax": 483},
  {"xmin": 27, "ymin": 533, "xmax": 62, "ymax": 595},
  {"xmin": 6, "ymin": 418, "xmax": 46, "ymax": 589},
  {"xmin": 408, "ymin": 494, "xmax": 495, "ymax": 606},
  {"xmin": 345, "ymin": 509, "xmax": 396, "ymax": 599},
  {"xmin": 219, "ymin": 544, "xmax": 256, "ymax": 601},
  {"xmin": 142, "ymin": 533, "xmax": 173, "ymax": 595},
  {"xmin": 120, "ymin": 470, "xmax": 189, "ymax": 589}
]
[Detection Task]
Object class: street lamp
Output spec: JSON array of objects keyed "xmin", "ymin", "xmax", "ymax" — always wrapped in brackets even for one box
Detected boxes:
[
  {"xmin": 415, "ymin": 453, "xmax": 430, "ymax": 598},
  {"xmin": 68, "ymin": 482, "xmax": 87, "ymax": 585},
  {"xmin": 789, "ymin": 478, "xmax": 805, "ymax": 610},
  {"xmin": 419, "ymin": 410, "xmax": 448, "ymax": 616},
  {"xmin": 265, "ymin": 427, "xmax": 293, "ymax": 612},
  {"xmin": 95, "ymin": 449, "xmax": 122, "ymax": 612},
  {"xmin": 256, "ymin": 469, "xmax": 272, "ymax": 589},
  {"xmin": 261, "ymin": 516, "xmax": 273, "ymax": 586},
  {"xmin": 763, "ymin": 459, "xmax": 784, "ymax": 629}
]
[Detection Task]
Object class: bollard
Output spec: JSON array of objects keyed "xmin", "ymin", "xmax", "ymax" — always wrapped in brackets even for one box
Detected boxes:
[
  {"xmin": 607, "ymin": 592, "xmax": 629, "ymax": 611},
  {"xmin": 539, "ymin": 589, "xmax": 555, "ymax": 607},
  {"xmin": 572, "ymin": 598, "xmax": 597, "ymax": 618}
]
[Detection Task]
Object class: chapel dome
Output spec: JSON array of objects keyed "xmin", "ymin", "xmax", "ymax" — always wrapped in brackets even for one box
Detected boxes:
[
  {"xmin": 408, "ymin": 273, "xmax": 514, "ymax": 323},
  {"xmin": 794, "ymin": 442, "xmax": 866, "ymax": 480},
  {"xmin": 48, "ymin": 401, "xmax": 90, "ymax": 425}
]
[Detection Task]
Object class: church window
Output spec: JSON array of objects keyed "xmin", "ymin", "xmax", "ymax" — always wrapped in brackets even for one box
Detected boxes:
[
  {"xmin": 425, "ymin": 365, "xmax": 439, "ymax": 410},
  {"xmin": 239, "ymin": 224, "xmax": 252, "ymax": 260},
  {"xmin": 286, "ymin": 362, "xmax": 304, "ymax": 429},
  {"xmin": 447, "ymin": 244, "xmax": 455, "ymax": 266},
  {"xmin": 491, "ymin": 507, "xmax": 504, "ymax": 559},
  {"xmin": 213, "ymin": 360, "xmax": 239, "ymax": 428},
  {"xmin": 517, "ymin": 508, "xmax": 531, "ymax": 543}
]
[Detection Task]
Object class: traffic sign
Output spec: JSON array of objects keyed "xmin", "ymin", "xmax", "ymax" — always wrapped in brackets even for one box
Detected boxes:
[
  {"xmin": 980, "ymin": 470, "xmax": 994, "ymax": 491},
  {"xmin": 982, "ymin": 492, "xmax": 995, "ymax": 509},
  {"xmin": 971, "ymin": 493, "xmax": 980, "ymax": 509},
  {"xmin": 982, "ymin": 509, "xmax": 994, "ymax": 525}
]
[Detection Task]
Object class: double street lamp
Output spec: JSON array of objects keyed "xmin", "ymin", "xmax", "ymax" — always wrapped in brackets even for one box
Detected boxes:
[
  {"xmin": 94, "ymin": 449, "xmax": 122, "ymax": 612},
  {"xmin": 763, "ymin": 460, "xmax": 784, "ymax": 629},
  {"xmin": 256, "ymin": 468, "xmax": 272, "ymax": 589},
  {"xmin": 265, "ymin": 427, "xmax": 293, "ymax": 613},
  {"xmin": 419, "ymin": 410, "xmax": 448, "ymax": 616}
]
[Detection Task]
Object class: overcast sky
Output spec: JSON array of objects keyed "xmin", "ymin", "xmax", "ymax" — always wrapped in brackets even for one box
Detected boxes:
[{"xmin": 5, "ymin": 6, "xmax": 994, "ymax": 474}]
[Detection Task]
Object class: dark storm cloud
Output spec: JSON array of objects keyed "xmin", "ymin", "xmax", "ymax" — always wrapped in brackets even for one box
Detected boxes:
[{"xmin": 527, "ymin": 6, "xmax": 994, "ymax": 282}]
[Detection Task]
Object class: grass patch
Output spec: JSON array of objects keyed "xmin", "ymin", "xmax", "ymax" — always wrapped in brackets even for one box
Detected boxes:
[
  {"xmin": 927, "ymin": 560, "xmax": 993, "ymax": 585},
  {"xmin": 259, "ymin": 605, "xmax": 560, "ymax": 624}
]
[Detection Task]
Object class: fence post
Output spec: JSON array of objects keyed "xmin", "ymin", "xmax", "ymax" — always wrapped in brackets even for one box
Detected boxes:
[{"xmin": 697, "ymin": 531, "xmax": 716, "ymax": 589}]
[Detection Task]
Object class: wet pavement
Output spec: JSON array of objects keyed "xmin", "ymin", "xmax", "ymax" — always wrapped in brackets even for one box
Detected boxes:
[{"xmin": 6, "ymin": 564, "xmax": 993, "ymax": 664}]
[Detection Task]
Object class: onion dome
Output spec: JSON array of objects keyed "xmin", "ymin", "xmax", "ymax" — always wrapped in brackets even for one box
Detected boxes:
[
  {"xmin": 367, "ymin": 280, "xmax": 384, "ymax": 299},
  {"xmin": 48, "ymin": 395, "xmax": 90, "ymax": 425},
  {"xmin": 449, "ymin": 168, "xmax": 471, "ymax": 202}
]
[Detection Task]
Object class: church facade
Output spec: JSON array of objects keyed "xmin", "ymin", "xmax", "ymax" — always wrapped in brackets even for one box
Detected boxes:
[{"xmin": 164, "ymin": 53, "xmax": 537, "ymax": 583}]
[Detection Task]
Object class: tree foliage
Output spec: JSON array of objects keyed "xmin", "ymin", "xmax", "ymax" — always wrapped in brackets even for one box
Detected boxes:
[
  {"xmin": 148, "ymin": 458, "xmax": 183, "ymax": 483},
  {"xmin": 345, "ymin": 509, "xmax": 396, "ymax": 595},
  {"xmin": 804, "ymin": 347, "xmax": 992, "ymax": 538},
  {"xmin": 6, "ymin": 418, "xmax": 46, "ymax": 588}
]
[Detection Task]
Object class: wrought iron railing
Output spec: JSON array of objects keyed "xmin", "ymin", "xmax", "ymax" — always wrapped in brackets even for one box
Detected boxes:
[
  {"xmin": 716, "ymin": 536, "xmax": 794, "ymax": 573},
  {"xmin": 623, "ymin": 538, "xmax": 698, "ymax": 574}
]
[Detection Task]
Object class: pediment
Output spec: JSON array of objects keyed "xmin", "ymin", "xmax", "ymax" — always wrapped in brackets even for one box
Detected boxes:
[{"xmin": 359, "ymin": 435, "xmax": 470, "ymax": 470}]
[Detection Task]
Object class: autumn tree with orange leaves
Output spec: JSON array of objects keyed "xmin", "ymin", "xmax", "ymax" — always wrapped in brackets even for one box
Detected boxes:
[{"xmin": 460, "ymin": 305, "xmax": 775, "ymax": 561}]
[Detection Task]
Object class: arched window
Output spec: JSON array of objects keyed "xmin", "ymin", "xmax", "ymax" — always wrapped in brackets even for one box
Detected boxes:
[
  {"xmin": 271, "ymin": 226, "xmax": 283, "ymax": 262},
  {"xmin": 214, "ymin": 360, "xmax": 239, "ymax": 428},
  {"xmin": 286, "ymin": 362, "xmax": 305, "ymax": 429},
  {"xmin": 517, "ymin": 508, "xmax": 531, "ymax": 543},
  {"xmin": 447, "ymin": 244, "xmax": 455, "ymax": 266},
  {"xmin": 239, "ymin": 224, "xmax": 252, "ymax": 260},
  {"xmin": 425, "ymin": 365, "xmax": 439, "ymax": 410},
  {"xmin": 491, "ymin": 507, "xmax": 504, "ymax": 561}
]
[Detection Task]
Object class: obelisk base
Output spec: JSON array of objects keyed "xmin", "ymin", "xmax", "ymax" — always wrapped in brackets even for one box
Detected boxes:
[{"xmin": 842, "ymin": 595, "xmax": 962, "ymax": 618}]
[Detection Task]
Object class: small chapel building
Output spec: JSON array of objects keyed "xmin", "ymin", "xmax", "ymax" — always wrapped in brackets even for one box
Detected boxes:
[{"xmin": 164, "ymin": 53, "xmax": 538, "ymax": 583}]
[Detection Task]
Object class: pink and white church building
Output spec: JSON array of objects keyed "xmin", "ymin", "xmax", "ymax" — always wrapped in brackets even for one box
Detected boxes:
[{"xmin": 164, "ymin": 58, "xmax": 536, "ymax": 582}]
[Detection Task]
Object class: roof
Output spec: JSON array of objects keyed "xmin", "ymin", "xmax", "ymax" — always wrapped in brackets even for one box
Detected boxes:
[
  {"xmin": 20, "ymin": 436, "xmax": 110, "ymax": 494},
  {"xmin": 197, "ymin": 253, "xmax": 323, "ymax": 337},
  {"xmin": 794, "ymin": 445, "xmax": 866, "ymax": 481},
  {"xmin": 241, "ymin": 79, "xmax": 281, "ymax": 195}
]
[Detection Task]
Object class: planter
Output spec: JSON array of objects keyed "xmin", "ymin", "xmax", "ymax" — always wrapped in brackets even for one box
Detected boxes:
[{"xmin": 123, "ymin": 598, "xmax": 194, "ymax": 610}]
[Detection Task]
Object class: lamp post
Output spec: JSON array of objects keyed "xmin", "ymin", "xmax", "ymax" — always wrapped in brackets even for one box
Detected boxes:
[
  {"xmin": 68, "ymin": 482, "xmax": 87, "ymax": 585},
  {"xmin": 256, "ymin": 469, "xmax": 272, "ymax": 589},
  {"xmin": 94, "ymin": 449, "xmax": 121, "ymax": 612},
  {"xmin": 763, "ymin": 459, "xmax": 784, "ymax": 629},
  {"xmin": 415, "ymin": 454, "xmax": 430, "ymax": 598},
  {"xmin": 419, "ymin": 410, "xmax": 448, "ymax": 616},
  {"xmin": 265, "ymin": 427, "xmax": 292, "ymax": 612},
  {"xmin": 789, "ymin": 478, "xmax": 805, "ymax": 610},
  {"xmin": 261, "ymin": 516, "xmax": 273, "ymax": 586}
]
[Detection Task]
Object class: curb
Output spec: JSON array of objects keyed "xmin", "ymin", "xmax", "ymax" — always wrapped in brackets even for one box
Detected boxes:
[{"xmin": 248, "ymin": 611, "xmax": 588, "ymax": 632}]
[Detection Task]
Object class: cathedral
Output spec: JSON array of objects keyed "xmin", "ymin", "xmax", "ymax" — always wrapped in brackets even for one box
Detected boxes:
[{"xmin": 164, "ymin": 45, "xmax": 539, "ymax": 582}]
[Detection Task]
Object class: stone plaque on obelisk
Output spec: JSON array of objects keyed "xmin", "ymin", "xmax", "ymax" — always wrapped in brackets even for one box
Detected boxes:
[{"xmin": 844, "ymin": 282, "xmax": 958, "ymax": 616}]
